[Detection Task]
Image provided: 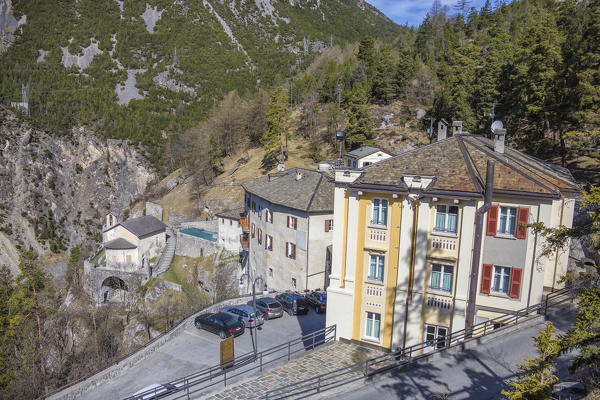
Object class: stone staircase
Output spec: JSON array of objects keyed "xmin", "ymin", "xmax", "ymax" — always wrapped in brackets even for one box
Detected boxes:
[{"xmin": 153, "ymin": 228, "xmax": 177, "ymax": 277}]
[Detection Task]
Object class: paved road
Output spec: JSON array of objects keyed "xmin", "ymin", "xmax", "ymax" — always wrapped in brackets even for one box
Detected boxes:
[
  {"xmin": 331, "ymin": 306, "xmax": 577, "ymax": 400},
  {"xmin": 86, "ymin": 308, "xmax": 326, "ymax": 400}
]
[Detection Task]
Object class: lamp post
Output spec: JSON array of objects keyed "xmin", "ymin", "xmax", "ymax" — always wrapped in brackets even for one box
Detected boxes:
[{"xmin": 239, "ymin": 273, "xmax": 268, "ymax": 356}]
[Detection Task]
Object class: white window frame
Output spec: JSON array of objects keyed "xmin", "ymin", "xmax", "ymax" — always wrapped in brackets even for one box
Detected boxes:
[
  {"xmin": 265, "ymin": 209, "xmax": 273, "ymax": 223},
  {"xmin": 365, "ymin": 312, "xmax": 381, "ymax": 340},
  {"xmin": 434, "ymin": 204, "xmax": 459, "ymax": 234},
  {"xmin": 286, "ymin": 242, "xmax": 296, "ymax": 259},
  {"xmin": 265, "ymin": 234, "xmax": 273, "ymax": 251},
  {"xmin": 368, "ymin": 254, "xmax": 385, "ymax": 282},
  {"xmin": 287, "ymin": 216, "xmax": 298, "ymax": 230},
  {"xmin": 429, "ymin": 264, "xmax": 453, "ymax": 293},
  {"xmin": 498, "ymin": 206, "xmax": 518, "ymax": 236},
  {"xmin": 424, "ymin": 324, "xmax": 448, "ymax": 351},
  {"xmin": 371, "ymin": 198, "xmax": 388, "ymax": 227},
  {"xmin": 492, "ymin": 265, "xmax": 512, "ymax": 295}
]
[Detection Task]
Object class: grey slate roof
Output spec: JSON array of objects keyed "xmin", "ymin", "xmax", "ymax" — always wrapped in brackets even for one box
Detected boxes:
[
  {"xmin": 353, "ymin": 135, "xmax": 580, "ymax": 199},
  {"xmin": 242, "ymin": 169, "xmax": 334, "ymax": 213},
  {"xmin": 217, "ymin": 207, "xmax": 245, "ymax": 220},
  {"xmin": 104, "ymin": 237, "xmax": 137, "ymax": 250},
  {"xmin": 345, "ymin": 145, "xmax": 393, "ymax": 159},
  {"xmin": 118, "ymin": 215, "xmax": 167, "ymax": 238}
]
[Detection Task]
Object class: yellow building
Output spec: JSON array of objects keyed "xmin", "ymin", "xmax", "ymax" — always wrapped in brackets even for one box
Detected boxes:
[{"xmin": 326, "ymin": 131, "xmax": 580, "ymax": 352}]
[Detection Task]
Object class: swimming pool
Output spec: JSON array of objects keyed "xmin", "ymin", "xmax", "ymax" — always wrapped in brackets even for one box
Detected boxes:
[{"xmin": 180, "ymin": 227, "xmax": 218, "ymax": 242}]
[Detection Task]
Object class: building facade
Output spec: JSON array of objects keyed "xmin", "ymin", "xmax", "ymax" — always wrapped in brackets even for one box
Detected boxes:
[
  {"xmin": 217, "ymin": 208, "xmax": 244, "ymax": 253},
  {"xmin": 327, "ymin": 132, "xmax": 579, "ymax": 352},
  {"xmin": 242, "ymin": 169, "xmax": 334, "ymax": 292},
  {"xmin": 345, "ymin": 145, "xmax": 394, "ymax": 169},
  {"xmin": 102, "ymin": 215, "xmax": 167, "ymax": 272}
]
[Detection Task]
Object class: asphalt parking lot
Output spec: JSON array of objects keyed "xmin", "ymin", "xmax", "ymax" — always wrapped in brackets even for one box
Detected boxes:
[{"xmin": 85, "ymin": 303, "xmax": 326, "ymax": 400}]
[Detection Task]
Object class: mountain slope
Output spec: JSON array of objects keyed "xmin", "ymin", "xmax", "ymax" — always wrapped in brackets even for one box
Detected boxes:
[{"xmin": 0, "ymin": 0, "xmax": 403, "ymax": 165}]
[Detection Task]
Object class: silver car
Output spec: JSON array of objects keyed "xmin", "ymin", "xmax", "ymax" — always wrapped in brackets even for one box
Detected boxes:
[
  {"xmin": 253, "ymin": 297, "xmax": 284, "ymax": 320},
  {"xmin": 220, "ymin": 305, "xmax": 265, "ymax": 328}
]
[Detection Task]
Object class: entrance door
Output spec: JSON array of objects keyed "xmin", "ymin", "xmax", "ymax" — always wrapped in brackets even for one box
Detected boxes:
[{"xmin": 424, "ymin": 324, "xmax": 448, "ymax": 353}]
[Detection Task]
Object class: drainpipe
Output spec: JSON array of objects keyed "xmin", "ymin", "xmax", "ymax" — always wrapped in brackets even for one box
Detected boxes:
[
  {"xmin": 465, "ymin": 160, "xmax": 495, "ymax": 334},
  {"xmin": 305, "ymin": 213, "xmax": 310, "ymax": 291},
  {"xmin": 551, "ymin": 198, "xmax": 565, "ymax": 292},
  {"xmin": 527, "ymin": 204, "xmax": 541, "ymax": 309},
  {"xmin": 402, "ymin": 195, "xmax": 421, "ymax": 350}
]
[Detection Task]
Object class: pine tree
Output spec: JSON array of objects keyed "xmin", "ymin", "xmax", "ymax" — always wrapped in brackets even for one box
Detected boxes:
[
  {"xmin": 502, "ymin": 322, "xmax": 560, "ymax": 400},
  {"xmin": 66, "ymin": 246, "xmax": 82, "ymax": 289},
  {"xmin": 9, "ymin": 250, "xmax": 51, "ymax": 396},
  {"xmin": 345, "ymin": 82, "xmax": 375, "ymax": 149},
  {"xmin": 261, "ymin": 86, "xmax": 289, "ymax": 167},
  {"xmin": 0, "ymin": 266, "xmax": 14, "ymax": 394},
  {"xmin": 372, "ymin": 47, "xmax": 397, "ymax": 104}
]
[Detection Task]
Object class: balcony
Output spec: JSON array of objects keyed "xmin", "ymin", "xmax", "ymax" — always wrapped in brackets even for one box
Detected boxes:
[
  {"xmin": 240, "ymin": 216, "xmax": 249, "ymax": 232},
  {"xmin": 368, "ymin": 228, "xmax": 387, "ymax": 242},
  {"xmin": 429, "ymin": 236, "xmax": 458, "ymax": 258},
  {"xmin": 426, "ymin": 296, "xmax": 452, "ymax": 310}
]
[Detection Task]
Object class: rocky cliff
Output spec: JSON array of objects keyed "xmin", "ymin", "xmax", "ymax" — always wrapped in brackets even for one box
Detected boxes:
[{"xmin": 0, "ymin": 107, "xmax": 157, "ymax": 273}]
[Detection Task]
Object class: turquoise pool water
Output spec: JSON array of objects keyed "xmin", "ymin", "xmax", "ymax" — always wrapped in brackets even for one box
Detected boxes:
[{"xmin": 180, "ymin": 227, "xmax": 218, "ymax": 242}]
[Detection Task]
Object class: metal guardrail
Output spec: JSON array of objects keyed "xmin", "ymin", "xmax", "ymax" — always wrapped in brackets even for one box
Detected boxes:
[
  {"xmin": 264, "ymin": 286, "xmax": 578, "ymax": 400},
  {"xmin": 126, "ymin": 325, "xmax": 337, "ymax": 400}
]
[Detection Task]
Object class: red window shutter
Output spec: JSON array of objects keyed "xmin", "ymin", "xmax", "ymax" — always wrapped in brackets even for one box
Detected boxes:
[
  {"xmin": 324, "ymin": 220, "xmax": 330, "ymax": 232},
  {"xmin": 509, "ymin": 268, "xmax": 523, "ymax": 298},
  {"xmin": 287, "ymin": 216, "xmax": 290, "ymax": 228},
  {"xmin": 516, "ymin": 208, "xmax": 529, "ymax": 239},
  {"xmin": 486, "ymin": 205, "xmax": 499, "ymax": 236},
  {"xmin": 293, "ymin": 218, "xmax": 297, "ymax": 230},
  {"xmin": 292, "ymin": 244, "xmax": 296, "ymax": 259},
  {"xmin": 481, "ymin": 264, "xmax": 493, "ymax": 294}
]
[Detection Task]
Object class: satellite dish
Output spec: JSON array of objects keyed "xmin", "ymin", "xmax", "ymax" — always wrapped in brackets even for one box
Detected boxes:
[
  {"xmin": 277, "ymin": 164, "xmax": 285, "ymax": 172},
  {"xmin": 491, "ymin": 120, "xmax": 504, "ymax": 133}
]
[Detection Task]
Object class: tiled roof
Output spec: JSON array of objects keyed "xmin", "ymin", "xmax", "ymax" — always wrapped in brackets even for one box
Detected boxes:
[
  {"xmin": 345, "ymin": 145, "xmax": 393, "ymax": 159},
  {"xmin": 353, "ymin": 135, "xmax": 580, "ymax": 198},
  {"xmin": 119, "ymin": 215, "xmax": 167, "ymax": 238},
  {"xmin": 104, "ymin": 238, "xmax": 137, "ymax": 250},
  {"xmin": 217, "ymin": 207, "xmax": 245, "ymax": 220},
  {"xmin": 242, "ymin": 169, "xmax": 334, "ymax": 213}
]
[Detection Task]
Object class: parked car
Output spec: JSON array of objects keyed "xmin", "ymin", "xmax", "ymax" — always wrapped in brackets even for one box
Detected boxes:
[
  {"xmin": 275, "ymin": 292, "xmax": 309, "ymax": 315},
  {"xmin": 220, "ymin": 305, "xmax": 265, "ymax": 328},
  {"xmin": 194, "ymin": 312, "xmax": 245, "ymax": 339},
  {"xmin": 253, "ymin": 297, "xmax": 284, "ymax": 320},
  {"xmin": 305, "ymin": 291, "xmax": 327, "ymax": 313},
  {"xmin": 129, "ymin": 382, "xmax": 182, "ymax": 399}
]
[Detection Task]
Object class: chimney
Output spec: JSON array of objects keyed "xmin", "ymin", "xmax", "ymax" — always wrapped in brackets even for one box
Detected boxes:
[
  {"xmin": 452, "ymin": 120, "xmax": 463, "ymax": 136},
  {"xmin": 437, "ymin": 119, "xmax": 448, "ymax": 141},
  {"xmin": 493, "ymin": 128, "xmax": 506, "ymax": 154}
]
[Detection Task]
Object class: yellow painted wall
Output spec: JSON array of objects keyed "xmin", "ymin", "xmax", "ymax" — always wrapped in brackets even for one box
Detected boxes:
[{"xmin": 340, "ymin": 192, "xmax": 350, "ymax": 288}]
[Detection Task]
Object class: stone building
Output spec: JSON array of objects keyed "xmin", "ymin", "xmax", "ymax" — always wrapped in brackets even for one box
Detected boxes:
[
  {"xmin": 327, "ymin": 130, "xmax": 580, "ymax": 352},
  {"xmin": 216, "ymin": 208, "xmax": 245, "ymax": 253},
  {"xmin": 242, "ymin": 169, "xmax": 334, "ymax": 292},
  {"xmin": 102, "ymin": 214, "xmax": 167, "ymax": 272}
]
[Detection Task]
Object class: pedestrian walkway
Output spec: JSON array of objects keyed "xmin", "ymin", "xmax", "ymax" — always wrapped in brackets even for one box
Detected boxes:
[
  {"xmin": 203, "ymin": 342, "xmax": 387, "ymax": 400},
  {"xmin": 154, "ymin": 228, "xmax": 177, "ymax": 277}
]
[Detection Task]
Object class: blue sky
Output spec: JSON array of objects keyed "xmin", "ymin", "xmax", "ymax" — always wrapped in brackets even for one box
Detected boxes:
[{"xmin": 366, "ymin": 0, "xmax": 488, "ymax": 27}]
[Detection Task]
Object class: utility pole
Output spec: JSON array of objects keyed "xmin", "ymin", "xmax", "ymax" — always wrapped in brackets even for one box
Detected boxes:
[{"xmin": 330, "ymin": 33, "xmax": 333, "ymax": 47}]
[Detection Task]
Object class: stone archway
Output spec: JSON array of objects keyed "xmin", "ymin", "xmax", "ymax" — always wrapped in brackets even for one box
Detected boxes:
[{"xmin": 101, "ymin": 276, "xmax": 129, "ymax": 304}]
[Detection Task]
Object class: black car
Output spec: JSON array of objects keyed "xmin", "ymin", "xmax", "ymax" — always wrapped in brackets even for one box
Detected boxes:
[
  {"xmin": 194, "ymin": 312, "xmax": 245, "ymax": 339},
  {"xmin": 305, "ymin": 291, "xmax": 327, "ymax": 313},
  {"xmin": 275, "ymin": 292, "xmax": 309, "ymax": 315}
]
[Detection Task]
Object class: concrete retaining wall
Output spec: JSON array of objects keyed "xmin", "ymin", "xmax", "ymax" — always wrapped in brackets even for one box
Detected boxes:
[
  {"xmin": 48, "ymin": 293, "xmax": 275, "ymax": 400},
  {"xmin": 179, "ymin": 219, "xmax": 218, "ymax": 231},
  {"xmin": 175, "ymin": 231, "xmax": 220, "ymax": 258}
]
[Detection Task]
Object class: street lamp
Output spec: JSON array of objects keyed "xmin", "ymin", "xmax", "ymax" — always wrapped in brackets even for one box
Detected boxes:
[{"xmin": 239, "ymin": 273, "xmax": 268, "ymax": 356}]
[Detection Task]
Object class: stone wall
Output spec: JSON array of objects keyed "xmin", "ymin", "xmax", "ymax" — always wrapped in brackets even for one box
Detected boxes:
[
  {"xmin": 179, "ymin": 219, "xmax": 218, "ymax": 231},
  {"xmin": 48, "ymin": 292, "xmax": 277, "ymax": 400},
  {"xmin": 175, "ymin": 231, "xmax": 220, "ymax": 258}
]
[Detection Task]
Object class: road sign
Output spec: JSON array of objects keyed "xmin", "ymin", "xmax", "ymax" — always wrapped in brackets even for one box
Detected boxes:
[{"xmin": 220, "ymin": 336, "xmax": 234, "ymax": 369}]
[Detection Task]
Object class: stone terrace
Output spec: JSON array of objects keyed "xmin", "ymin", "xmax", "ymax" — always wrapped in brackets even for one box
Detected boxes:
[{"xmin": 203, "ymin": 341, "xmax": 386, "ymax": 400}]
